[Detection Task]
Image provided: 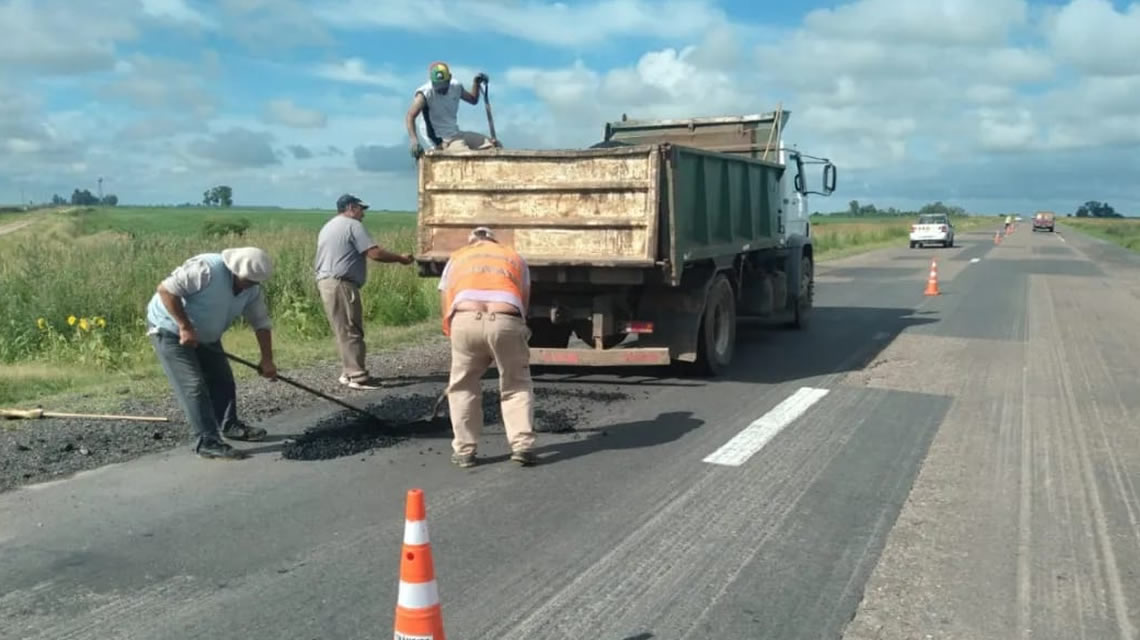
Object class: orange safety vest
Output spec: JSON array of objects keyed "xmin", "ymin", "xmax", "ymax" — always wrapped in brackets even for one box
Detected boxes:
[{"xmin": 440, "ymin": 242, "xmax": 527, "ymax": 337}]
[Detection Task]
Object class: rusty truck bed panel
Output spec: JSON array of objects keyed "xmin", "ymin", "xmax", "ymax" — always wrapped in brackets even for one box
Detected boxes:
[
  {"xmin": 415, "ymin": 136, "xmax": 789, "ymax": 285},
  {"xmin": 417, "ymin": 146, "xmax": 662, "ymax": 267}
]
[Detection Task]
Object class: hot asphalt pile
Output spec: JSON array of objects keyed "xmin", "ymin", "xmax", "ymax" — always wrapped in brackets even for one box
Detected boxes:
[{"xmin": 279, "ymin": 386, "xmax": 632, "ymax": 461}]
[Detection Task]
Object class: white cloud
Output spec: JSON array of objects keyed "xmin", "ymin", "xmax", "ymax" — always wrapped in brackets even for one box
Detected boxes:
[
  {"xmin": 1044, "ymin": 0, "xmax": 1140, "ymax": 76},
  {"xmin": 315, "ymin": 0, "xmax": 727, "ymax": 47},
  {"xmin": 100, "ymin": 53, "xmax": 219, "ymax": 117},
  {"xmin": 314, "ymin": 58, "xmax": 405, "ymax": 89},
  {"xmin": 0, "ymin": 0, "xmax": 137, "ymax": 74},
  {"xmin": 263, "ymin": 99, "xmax": 328, "ymax": 129},
  {"xmin": 140, "ymin": 0, "xmax": 215, "ymax": 28},
  {"xmin": 804, "ymin": 0, "xmax": 1028, "ymax": 46}
]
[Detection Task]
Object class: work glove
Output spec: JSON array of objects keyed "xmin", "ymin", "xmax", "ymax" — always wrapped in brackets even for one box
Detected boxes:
[
  {"xmin": 475, "ymin": 72, "xmax": 489, "ymax": 85},
  {"xmin": 409, "ymin": 140, "xmax": 422, "ymax": 159}
]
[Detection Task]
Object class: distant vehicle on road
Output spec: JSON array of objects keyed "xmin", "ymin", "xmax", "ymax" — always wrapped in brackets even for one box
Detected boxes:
[
  {"xmin": 1032, "ymin": 211, "xmax": 1056, "ymax": 232},
  {"xmin": 909, "ymin": 213, "xmax": 955, "ymax": 249}
]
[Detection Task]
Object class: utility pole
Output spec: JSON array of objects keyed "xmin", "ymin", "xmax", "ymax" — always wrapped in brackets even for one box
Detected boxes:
[{"xmin": 97, "ymin": 177, "xmax": 104, "ymax": 202}]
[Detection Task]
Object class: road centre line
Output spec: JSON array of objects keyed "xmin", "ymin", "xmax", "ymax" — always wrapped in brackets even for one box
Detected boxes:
[{"xmin": 702, "ymin": 387, "xmax": 830, "ymax": 467}]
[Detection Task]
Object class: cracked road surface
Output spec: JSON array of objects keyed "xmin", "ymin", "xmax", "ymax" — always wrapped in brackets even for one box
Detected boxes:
[{"xmin": 4, "ymin": 224, "xmax": 1140, "ymax": 639}]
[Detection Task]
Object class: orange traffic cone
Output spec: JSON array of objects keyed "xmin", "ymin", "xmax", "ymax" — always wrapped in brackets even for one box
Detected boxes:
[
  {"xmin": 994, "ymin": 230, "xmax": 1001, "ymax": 245},
  {"xmin": 394, "ymin": 489, "xmax": 446, "ymax": 640},
  {"xmin": 924, "ymin": 259, "xmax": 941, "ymax": 296}
]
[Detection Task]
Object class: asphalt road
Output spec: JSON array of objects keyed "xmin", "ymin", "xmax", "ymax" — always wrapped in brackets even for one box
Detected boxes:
[{"xmin": 4, "ymin": 222, "xmax": 1140, "ymax": 639}]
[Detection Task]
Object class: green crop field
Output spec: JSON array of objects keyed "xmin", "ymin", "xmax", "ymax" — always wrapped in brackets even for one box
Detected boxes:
[
  {"xmin": 1061, "ymin": 217, "xmax": 1140, "ymax": 251},
  {"xmin": 0, "ymin": 206, "xmax": 436, "ymax": 406}
]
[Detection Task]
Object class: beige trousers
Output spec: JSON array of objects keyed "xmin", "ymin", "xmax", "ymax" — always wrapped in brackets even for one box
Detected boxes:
[
  {"xmin": 317, "ymin": 278, "xmax": 370, "ymax": 382},
  {"xmin": 447, "ymin": 311, "xmax": 535, "ymax": 456},
  {"xmin": 443, "ymin": 131, "xmax": 495, "ymax": 151}
]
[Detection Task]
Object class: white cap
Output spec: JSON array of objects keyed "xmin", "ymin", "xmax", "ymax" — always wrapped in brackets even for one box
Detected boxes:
[{"xmin": 221, "ymin": 247, "xmax": 274, "ymax": 282}]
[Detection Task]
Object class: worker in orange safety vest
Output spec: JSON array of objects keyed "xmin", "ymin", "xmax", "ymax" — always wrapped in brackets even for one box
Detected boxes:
[{"xmin": 437, "ymin": 226, "xmax": 537, "ymax": 468}]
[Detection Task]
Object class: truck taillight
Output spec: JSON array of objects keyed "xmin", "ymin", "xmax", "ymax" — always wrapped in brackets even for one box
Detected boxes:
[
  {"xmin": 624, "ymin": 321, "xmax": 654, "ymax": 334},
  {"xmin": 911, "ymin": 225, "xmax": 917, "ymax": 232},
  {"xmin": 940, "ymin": 225, "xmax": 947, "ymax": 232}
]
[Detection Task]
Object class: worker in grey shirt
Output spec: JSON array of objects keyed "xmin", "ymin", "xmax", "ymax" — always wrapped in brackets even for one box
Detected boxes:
[{"xmin": 315, "ymin": 194, "xmax": 414, "ymax": 389}]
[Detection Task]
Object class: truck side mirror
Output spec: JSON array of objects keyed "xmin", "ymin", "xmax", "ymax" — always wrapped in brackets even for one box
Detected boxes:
[
  {"xmin": 822, "ymin": 163, "xmax": 837, "ymax": 195},
  {"xmin": 794, "ymin": 172, "xmax": 804, "ymax": 193}
]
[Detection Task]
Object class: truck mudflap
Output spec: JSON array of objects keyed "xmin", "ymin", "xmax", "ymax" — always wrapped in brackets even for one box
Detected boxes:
[{"xmin": 529, "ymin": 347, "xmax": 672, "ymax": 367}]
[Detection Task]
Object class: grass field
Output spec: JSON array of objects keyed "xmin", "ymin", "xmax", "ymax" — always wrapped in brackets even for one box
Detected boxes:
[
  {"xmin": 1060, "ymin": 217, "xmax": 1140, "ymax": 251},
  {"xmin": 810, "ymin": 214, "xmax": 997, "ymax": 258},
  {"xmin": 0, "ymin": 207, "xmax": 1000, "ymax": 407},
  {"xmin": 0, "ymin": 206, "xmax": 435, "ymax": 406}
]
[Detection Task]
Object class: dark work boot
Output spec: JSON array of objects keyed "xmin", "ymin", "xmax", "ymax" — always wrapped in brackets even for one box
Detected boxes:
[
  {"xmin": 222, "ymin": 420, "xmax": 268, "ymax": 442},
  {"xmin": 451, "ymin": 452, "xmax": 476, "ymax": 468},
  {"xmin": 510, "ymin": 450, "xmax": 537, "ymax": 467},
  {"xmin": 195, "ymin": 438, "xmax": 250, "ymax": 460}
]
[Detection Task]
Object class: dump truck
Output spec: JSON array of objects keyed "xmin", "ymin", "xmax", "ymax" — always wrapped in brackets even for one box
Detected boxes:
[{"xmin": 413, "ymin": 110, "xmax": 838, "ymax": 375}]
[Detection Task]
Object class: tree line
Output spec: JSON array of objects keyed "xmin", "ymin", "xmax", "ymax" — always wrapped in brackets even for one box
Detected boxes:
[
  {"xmin": 814, "ymin": 200, "xmax": 970, "ymax": 217},
  {"xmin": 49, "ymin": 189, "xmax": 119, "ymax": 207}
]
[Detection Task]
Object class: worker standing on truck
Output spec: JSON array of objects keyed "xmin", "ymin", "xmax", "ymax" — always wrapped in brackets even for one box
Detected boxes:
[
  {"xmin": 315, "ymin": 194, "xmax": 414, "ymax": 390},
  {"xmin": 145, "ymin": 247, "xmax": 277, "ymax": 460},
  {"xmin": 406, "ymin": 61, "xmax": 495, "ymax": 158},
  {"xmin": 438, "ymin": 227, "xmax": 537, "ymax": 468}
]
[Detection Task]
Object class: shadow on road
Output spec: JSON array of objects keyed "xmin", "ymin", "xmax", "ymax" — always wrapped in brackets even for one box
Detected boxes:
[
  {"xmin": 727, "ymin": 306, "xmax": 939, "ymax": 384},
  {"xmin": 478, "ymin": 411, "xmax": 704, "ymax": 467},
  {"xmin": 521, "ymin": 306, "xmax": 940, "ymax": 388}
]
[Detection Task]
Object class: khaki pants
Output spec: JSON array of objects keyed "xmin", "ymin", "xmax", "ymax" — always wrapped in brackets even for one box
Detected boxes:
[
  {"xmin": 317, "ymin": 278, "xmax": 370, "ymax": 382},
  {"xmin": 447, "ymin": 311, "xmax": 535, "ymax": 456},
  {"xmin": 443, "ymin": 131, "xmax": 495, "ymax": 151}
]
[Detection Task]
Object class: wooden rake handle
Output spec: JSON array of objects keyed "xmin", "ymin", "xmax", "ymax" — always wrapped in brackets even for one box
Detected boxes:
[{"xmin": 1, "ymin": 408, "xmax": 170, "ymax": 422}]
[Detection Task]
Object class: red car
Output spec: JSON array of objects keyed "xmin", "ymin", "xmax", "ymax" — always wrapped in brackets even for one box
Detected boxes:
[{"xmin": 1032, "ymin": 211, "xmax": 1055, "ymax": 232}]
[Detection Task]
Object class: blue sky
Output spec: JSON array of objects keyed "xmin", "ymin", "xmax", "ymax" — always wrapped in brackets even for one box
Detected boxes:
[{"xmin": 2, "ymin": 0, "xmax": 1139, "ymax": 215}]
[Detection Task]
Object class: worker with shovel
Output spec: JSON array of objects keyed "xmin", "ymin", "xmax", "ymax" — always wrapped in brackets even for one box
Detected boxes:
[
  {"xmin": 145, "ymin": 247, "xmax": 278, "ymax": 460},
  {"xmin": 405, "ymin": 61, "xmax": 499, "ymax": 158},
  {"xmin": 438, "ymin": 227, "xmax": 537, "ymax": 468}
]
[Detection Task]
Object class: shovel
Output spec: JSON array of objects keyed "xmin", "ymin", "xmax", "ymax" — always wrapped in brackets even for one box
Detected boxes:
[
  {"xmin": 481, "ymin": 81, "xmax": 500, "ymax": 147},
  {"xmin": 222, "ymin": 351, "xmax": 447, "ymax": 427}
]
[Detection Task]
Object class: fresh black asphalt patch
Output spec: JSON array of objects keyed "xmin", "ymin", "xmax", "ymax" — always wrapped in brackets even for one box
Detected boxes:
[{"xmin": 280, "ymin": 387, "xmax": 631, "ymax": 461}]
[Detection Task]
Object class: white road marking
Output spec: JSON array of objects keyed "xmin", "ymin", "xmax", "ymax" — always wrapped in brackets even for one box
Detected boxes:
[
  {"xmin": 702, "ymin": 387, "xmax": 830, "ymax": 467},
  {"xmin": 970, "ymin": 257, "xmax": 981, "ymax": 264},
  {"xmin": 1059, "ymin": 235, "xmax": 1067, "ymax": 243}
]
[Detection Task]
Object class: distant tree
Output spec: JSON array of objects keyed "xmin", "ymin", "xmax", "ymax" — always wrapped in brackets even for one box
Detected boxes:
[
  {"xmin": 101, "ymin": 194, "xmax": 119, "ymax": 206},
  {"xmin": 848, "ymin": 200, "xmax": 861, "ymax": 216},
  {"xmin": 70, "ymin": 188, "xmax": 99, "ymax": 206},
  {"xmin": 1075, "ymin": 200, "xmax": 1120, "ymax": 218},
  {"xmin": 51, "ymin": 194, "xmax": 66, "ymax": 205},
  {"xmin": 202, "ymin": 185, "xmax": 234, "ymax": 207}
]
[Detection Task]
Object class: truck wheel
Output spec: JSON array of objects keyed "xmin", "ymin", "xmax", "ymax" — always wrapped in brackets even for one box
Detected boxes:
[
  {"xmin": 791, "ymin": 254, "xmax": 813, "ymax": 330},
  {"xmin": 693, "ymin": 275, "xmax": 736, "ymax": 376}
]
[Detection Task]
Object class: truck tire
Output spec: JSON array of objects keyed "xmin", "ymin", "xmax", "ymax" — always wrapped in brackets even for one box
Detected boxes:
[
  {"xmin": 791, "ymin": 254, "xmax": 813, "ymax": 330},
  {"xmin": 693, "ymin": 275, "xmax": 736, "ymax": 376}
]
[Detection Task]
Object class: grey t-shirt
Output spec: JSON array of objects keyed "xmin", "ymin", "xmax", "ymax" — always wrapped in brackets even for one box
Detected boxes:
[{"xmin": 314, "ymin": 215, "xmax": 377, "ymax": 287}]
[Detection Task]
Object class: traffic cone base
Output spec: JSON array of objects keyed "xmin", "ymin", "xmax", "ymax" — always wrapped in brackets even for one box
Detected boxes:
[
  {"xmin": 394, "ymin": 489, "xmax": 446, "ymax": 640},
  {"xmin": 924, "ymin": 258, "xmax": 940, "ymax": 296}
]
